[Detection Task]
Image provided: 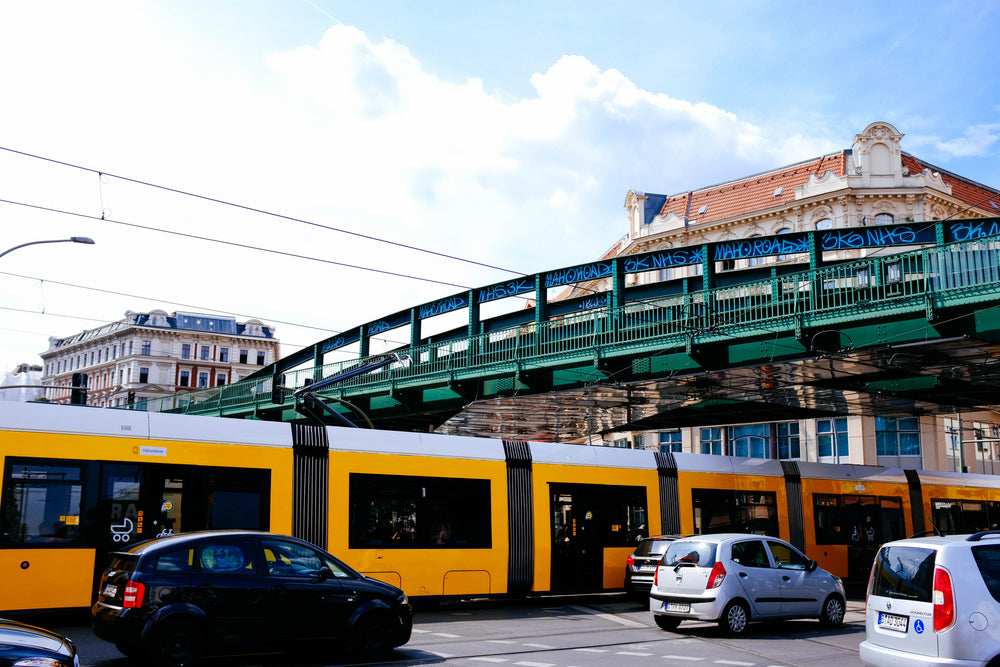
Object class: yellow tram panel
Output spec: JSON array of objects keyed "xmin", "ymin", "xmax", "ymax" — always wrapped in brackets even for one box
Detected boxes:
[{"xmin": 327, "ymin": 448, "xmax": 509, "ymax": 598}]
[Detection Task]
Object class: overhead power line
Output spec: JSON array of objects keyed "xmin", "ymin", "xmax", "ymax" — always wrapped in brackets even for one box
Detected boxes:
[{"xmin": 0, "ymin": 145, "xmax": 527, "ymax": 276}]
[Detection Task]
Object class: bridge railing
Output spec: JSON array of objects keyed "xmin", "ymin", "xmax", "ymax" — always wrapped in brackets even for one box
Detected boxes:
[{"xmin": 141, "ymin": 237, "xmax": 1000, "ymax": 416}]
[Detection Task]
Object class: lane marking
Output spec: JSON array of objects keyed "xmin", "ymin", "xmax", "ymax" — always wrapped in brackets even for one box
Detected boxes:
[
  {"xmin": 573, "ymin": 648, "xmax": 609, "ymax": 653},
  {"xmin": 617, "ymin": 651, "xmax": 654, "ymax": 656},
  {"xmin": 524, "ymin": 643, "xmax": 554, "ymax": 649},
  {"xmin": 567, "ymin": 604, "xmax": 648, "ymax": 628},
  {"xmin": 662, "ymin": 656, "xmax": 704, "ymax": 661},
  {"xmin": 714, "ymin": 661, "xmax": 755, "ymax": 666}
]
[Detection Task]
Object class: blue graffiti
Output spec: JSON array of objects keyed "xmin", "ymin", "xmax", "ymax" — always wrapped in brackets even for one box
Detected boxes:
[
  {"xmin": 577, "ymin": 296, "xmax": 608, "ymax": 310},
  {"xmin": 820, "ymin": 226, "xmax": 917, "ymax": 250},
  {"xmin": 419, "ymin": 295, "xmax": 467, "ymax": 319},
  {"xmin": 545, "ymin": 262, "xmax": 612, "ymax": 287},
  {"xmin": 949, "ymin": 220, "xmax": 1000, "ymax": 242},
  {"xmin": 714, "ymin": 235, "xmax": 809, "ymax": 260},
  {"xmin": 320, "ymin": 336, "xmax": 348, "ymax": 353},
  {"xmin": 479, "ymin": 278, "xmax": 534, "ymax": 303},
  {"xmin": 624, "ymin": 249, "xmax": 702, "ymax": 272},
  {"xmin": 366, "ymin": 320, "xmax": 392, "ymax": 336}
]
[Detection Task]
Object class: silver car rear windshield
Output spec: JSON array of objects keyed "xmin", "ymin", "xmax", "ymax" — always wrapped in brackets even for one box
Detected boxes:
[
  {"xmin": 871, "ymin": 545, "xmax": 934, "ymax": 602},
  {"xmin": 663, "ymin": 541, "xmax": 717, "ymax": 567}
]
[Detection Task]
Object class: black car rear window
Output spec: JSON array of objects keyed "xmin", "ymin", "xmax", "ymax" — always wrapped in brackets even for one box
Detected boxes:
[
  {"xmin": 154, "ymin": 547, "xmax": 194, "ymax": 573},
  {"xmin": 972, "ymin": 545, "xmax": 1000, "ymax": 602},
  {"xmin": 107, "ymin": 554, "xmax": 139, "ymax": 573},
  {"xmin": 634, "ymin": 538, "xmax": 673, "ymax": 557},
  {"xmin": 870, "ymin": 545, "xmax": 935, "ymax": 602}
]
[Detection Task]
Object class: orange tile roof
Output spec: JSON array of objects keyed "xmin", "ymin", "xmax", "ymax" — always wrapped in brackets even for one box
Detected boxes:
[
  {"xmin": 654, "ymin": 150, "xmax": 998, "ymax": 225},
  {"xmin": 659, "ymin": 153, "xmax": 848, "ymax": 224}
]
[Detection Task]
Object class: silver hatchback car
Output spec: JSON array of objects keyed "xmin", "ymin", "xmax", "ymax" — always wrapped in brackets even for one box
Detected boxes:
[
  {"xmin": 860, "ymin": 530, "xmax": 1000, "ymax": 667},
  {"xmin": 649, "ymin": 533, "xmax": 846, "ymax": 635}
]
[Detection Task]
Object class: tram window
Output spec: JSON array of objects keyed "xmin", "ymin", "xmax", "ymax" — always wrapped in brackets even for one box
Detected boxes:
[
  {"xmin": 879, "ymin": 497, "xmax": 906, "ymax": 542},
  {"xmin": 1, "ymin": 460, "xmax": 83, "ymax": 545},
  {"xmin": 349, "ymin": 473, "xmax": 491, "ymax": 549},
  {"xmin": 813, "ymin": 495, "xmax": 841, "ymax": 544},
  {"xmin": 814, "ymin": 493, "xmax": 904, "ymax": 544},
  {"xmin": 692, "ymin": 489, "xmax": 778, "ymax": 536},
  {"xmin": 205, "ymin": 468, "xmax": 270, "ymax": 530},
  {"xmin": 932, "ymin": 498, "xmax": 990, "ymax": 534}
]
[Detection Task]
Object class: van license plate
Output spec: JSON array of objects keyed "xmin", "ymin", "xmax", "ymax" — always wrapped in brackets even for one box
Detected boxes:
[
  {"xmin": 639, "ymin": 564, "xmax": 656, "ymax": 572},
  {"xmin": 877, "ymin": 611, "xmax": 908, "ymax": 632},
  {"xmin": 665, "ymin": 602, "xmax": 690, "ymax": 612},
  {"xmin": 102, "ymin": 584, "xmax": 117, "ymax": 598}
]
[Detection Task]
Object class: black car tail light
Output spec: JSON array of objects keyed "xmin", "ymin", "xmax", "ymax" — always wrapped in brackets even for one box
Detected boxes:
[{"xmin": 123, "ymin": 580, "xmax": 145, "ymax": 609}]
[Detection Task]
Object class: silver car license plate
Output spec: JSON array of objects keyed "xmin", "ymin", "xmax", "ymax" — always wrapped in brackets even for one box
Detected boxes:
[
  {"xmin": 639, "ymin": 564, "xmax": 656, "ymax": 572},
  {"xmin": 102, "ymin": 583, "xmax": 117, "ymax": 598},
  {"xmin": 877, "ymin": 611, "xmax": 908, "ymax": 632},
  {"xmin": 665, "ymin": 602, "xmax": 690, "ymax": 612}
]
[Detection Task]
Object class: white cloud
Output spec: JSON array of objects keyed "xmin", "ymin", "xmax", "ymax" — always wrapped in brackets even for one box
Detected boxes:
[
  {"xmin": 934, "ymin": 124, "xmax": 1000, "ymax": 159},
  {"xmin": 0, "ymin": 4, "xmax": 839, "ymax": 375}
]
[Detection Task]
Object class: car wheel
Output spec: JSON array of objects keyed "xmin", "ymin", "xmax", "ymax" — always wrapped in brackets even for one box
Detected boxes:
[
  {"xmin": 353, "ymin": 611, "xmax": 393, "ymax": 658},
  {"xmin": 719, "ymin": 600, "xmax": 750, "ymax": 636},
  {"xmin": 654, "ymin": 615, "xmax": 682, "ymax": 631},
  {"xmin": 819, "ymin": 594, "xmax": 845, "ymax": 627},
  {"xmin": 147, "ymin": 620, "xmax": 203, "ymax": 667}
]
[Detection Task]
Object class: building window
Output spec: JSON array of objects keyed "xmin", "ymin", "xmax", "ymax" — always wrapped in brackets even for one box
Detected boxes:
[
  {"xmin": 876, "ymin": 416, "xmax": 921, "ymax": 457},
  {"xmin": 216, "ymin": 374, "xmax": 226, "ymax": 386},
  {"xmin": 729, "ymin": 423, "xmax": 769, "ymax": 458},
  {"xmin": 873, "ymin": 213, "xmax": 894, "ymax": 225},
  {"xmin": 239, "ymin": 349, "xmax": 248, "ymax": 364},
  {"xmin": 181, "ymin": 344, "xmax": 191, "ymax": 359},
  {"xmin": 198, "ymin": 372, "xmax": 209, "ymax": 388},
  {"xmin": 179, "ymin": 371, "xmax": 190, "ymax": 387},
  {"xmin": 818, "ymin": 417, "xmax": 849, "ymax": 462},
  {"xmin": 700, "ymin": 427, "xmax": 723, "ymax": 455},
  {"xmin": 219, "ymin": 347, "xmax": 229, "ymax": 363},
  {"xmin": 659, "ymin": 430, "xmax": 682, "ymax": 453},
  {"xmin": 200, "ymin": 345, "xmax": 210, "ymax": 361},
  {"xmin": 815, "ymin": 218, "xmax": 833, "ymax": 230},
  {"xmin": 135, "ymin": 397, "xmax": 148, "ymax": 411},
  {"xmin": 128, "ymin": 341, "xmax": 133, "ymax": 355},
  {"xmin": 613, "ymin": 438, "xmax": 629, "ymax": 449},
  {"xmin": 777, "ymin": 422, "xmax": 800, "ymax": 459},
  {"xmin": 141, "ymin": 340, "xmax": 151, "ymax": 356},
  {"xmin": 748, "ymin": 235, "xmax": 765, "ymax": 267},
  {"xmin": 256, "ymin": 351, "xmax": 265, "ymax": 365},
  {"xmin": 139, "ymin": 367, "xmax": 149, "ymax": 383}
]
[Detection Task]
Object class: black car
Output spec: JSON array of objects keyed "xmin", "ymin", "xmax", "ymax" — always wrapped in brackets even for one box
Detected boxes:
[
  {"xmin": 624, "ymin": 535, "xmax": 679, "ymax": 600},
  {"xmin": 0, "ymin": 618, "xmax": 79, "ymax": 667},
  {"xmin": 91, "ymin": 530, "xmax": 412, "ymax": 666}
]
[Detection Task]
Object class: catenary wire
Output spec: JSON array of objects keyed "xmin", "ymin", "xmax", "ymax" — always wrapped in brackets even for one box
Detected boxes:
[{"xmin": 0, "ymin": 145, "xmax": 529, "ymax": 277}]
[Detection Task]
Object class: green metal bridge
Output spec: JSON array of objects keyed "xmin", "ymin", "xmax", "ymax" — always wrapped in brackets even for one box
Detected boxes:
[{"xmin": 143, "ymin": 218, "xmax": 1000, "ymax": 440}]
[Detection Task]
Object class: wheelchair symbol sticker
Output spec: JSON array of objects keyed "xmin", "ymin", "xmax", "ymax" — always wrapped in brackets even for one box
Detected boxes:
[{"xmin": 914, "ymin": 619, "xmax": 924, "ymax": 634}]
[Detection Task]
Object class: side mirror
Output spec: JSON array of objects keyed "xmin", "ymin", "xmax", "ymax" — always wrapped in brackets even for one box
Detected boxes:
[
  {"xmin": 313, "ymin": 566, "xmax": 333, "ymax": 582},
  {"xmin": 807, "ymin": 560, "xmax": 818, "ymax": 572}
]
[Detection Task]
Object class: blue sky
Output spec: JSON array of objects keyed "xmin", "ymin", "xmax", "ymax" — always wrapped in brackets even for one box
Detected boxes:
[{"xmin": 1, "ymin": 0, "xmax": 998, "ymax": 377}]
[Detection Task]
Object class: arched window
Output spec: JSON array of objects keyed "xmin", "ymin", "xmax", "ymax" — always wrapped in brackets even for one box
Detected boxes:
[
  {"xmin": 873, "ymin": 213, "xmax": 893, "ymax": 225},
  {"xmin": 815, "ymin": 218, "xmax": 833, "ymax": 230}
]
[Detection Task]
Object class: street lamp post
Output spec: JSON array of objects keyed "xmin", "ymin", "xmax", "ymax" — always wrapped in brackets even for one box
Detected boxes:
[{"xmin": 0, "ymin": 236, "xmax": 95, "ymax": 260}]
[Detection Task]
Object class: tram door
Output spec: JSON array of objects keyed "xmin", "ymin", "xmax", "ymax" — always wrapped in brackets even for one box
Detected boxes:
[
  {"xmin": 551, "ymin": 485, "xmax": 602, "ymax": 591},
  {"xmin": 550, "ymin": 483, "xmax": 647, "ymax": 592}
]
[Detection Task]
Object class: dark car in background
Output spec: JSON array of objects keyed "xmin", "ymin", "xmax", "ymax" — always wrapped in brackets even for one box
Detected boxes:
[
  {"xmin": 91, "ymin": 530, "xmax": 412, "ymax": 667},
  {"xmin": 625, "ymin": 535, "xmax": 678, "ymax": 600},
  {"xmin": 0, "ymin": 618, "xmax": 79, "ymax": 667}
]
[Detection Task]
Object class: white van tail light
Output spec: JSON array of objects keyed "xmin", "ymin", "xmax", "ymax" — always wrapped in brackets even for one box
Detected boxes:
[{"xmin": 933, "ymin": 567, "xmax": 955, "ymax": 632}]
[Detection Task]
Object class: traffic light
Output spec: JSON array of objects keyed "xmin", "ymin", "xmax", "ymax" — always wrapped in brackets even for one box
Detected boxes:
[
  {"xmin": 271, "ymin": 374, "xmax": 286, "ymax": 404},
  {"xmin": 71, "ymin": 373, "xmax": 88, "ymax": 405}
]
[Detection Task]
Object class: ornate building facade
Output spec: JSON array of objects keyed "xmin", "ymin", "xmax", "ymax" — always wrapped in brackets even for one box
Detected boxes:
[
  {"xmin": 588, "ymin": 121, "xmax": 1000, "ymax": 474},
  {"xmin": 40, "ymin": 309, "xmax": 279, "ymax": 409}
]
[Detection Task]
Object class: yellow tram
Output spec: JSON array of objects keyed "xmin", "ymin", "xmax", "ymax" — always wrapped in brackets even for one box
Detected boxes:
[{"xmin": 3, "ymin": 400, "xmax": 999, "ymax": 613}]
